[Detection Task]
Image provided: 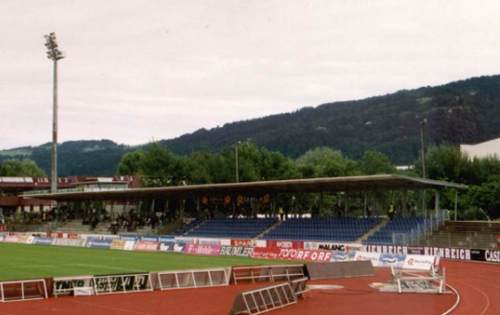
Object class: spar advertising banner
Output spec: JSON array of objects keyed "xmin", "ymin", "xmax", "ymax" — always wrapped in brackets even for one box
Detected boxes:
[
  {"xmin": 134, "ymin": 240, "xmax": 159, "ymax": 251},
  {"xmin": 219, "ymin": 245, "xmax": 254, "ymax": 257},
  {"xmin": 32, "ymin": 237, "xmax": 54, "ymax": 245},
  {"xmin": 231, "ymin": 239, "xmax": 253, "ymax": 247},
  {"xmin": 184, "ymin": 243, "xmax": 221, "ymax": 256}
]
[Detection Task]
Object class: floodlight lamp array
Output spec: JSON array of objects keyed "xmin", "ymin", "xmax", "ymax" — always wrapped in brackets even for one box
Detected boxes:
[{"xmin": 44, "ymin": 32, "xmax": 64, "ymax": 60}]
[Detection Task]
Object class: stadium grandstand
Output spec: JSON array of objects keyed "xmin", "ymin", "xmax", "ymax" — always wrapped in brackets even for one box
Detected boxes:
[{"xmin": 13, "ymin": 174, "xmax": 474, "ymax": 247}]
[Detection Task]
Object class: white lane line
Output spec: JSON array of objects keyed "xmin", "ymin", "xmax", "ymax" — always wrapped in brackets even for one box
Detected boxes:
[{"xmin": 441, "ymin": 284, "xmax": 460, "ymax": 315}]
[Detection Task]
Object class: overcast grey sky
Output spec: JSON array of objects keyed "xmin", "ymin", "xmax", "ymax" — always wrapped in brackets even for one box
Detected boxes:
[{"xmin": 1, "ymin": 0, "xmax": 500, "ymax": 150}]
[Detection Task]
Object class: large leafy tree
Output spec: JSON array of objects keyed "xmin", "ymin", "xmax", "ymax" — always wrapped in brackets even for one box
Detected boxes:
[
  {"xmin": 296, "ymin": 147, "xmax": 358, "ymax": 178},
  {"xmin": 0, "ymin": 159, "xmax": 46, "ymax": 177},
  {"xmin": 359, "ymin": 150, "xmax": 395, "ymax": 175}
]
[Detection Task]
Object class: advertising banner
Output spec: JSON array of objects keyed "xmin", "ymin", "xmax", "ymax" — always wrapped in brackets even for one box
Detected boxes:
[
  {"xmin": 254, "ymin": 240, "xmax": 267, "ymax": 248},
  {"xmin": 354, "ymin": 251, "xmax": 381, "ymax": 267},
  {"xmin": 0, "ymin": 224, "xmax": 6, "ymax": 232},
  {"xmin": 484, "ymin": 250, "xmax": 500, "ymax": 263},
  {"xmin": 111, "ymin": 239, "xmax": 127, "ymax": 250},
  {"xmin": 330, "ymin": 250, "xmax": 357, "ymax": 262},
  {"xmin": 378, "ymin": 253, "xmax": 406, "ymax": 268},
  {"xmin": 252, "ymin": 247, "xmax": 280, "ymax": 259},
  {"xmin": 86, "ymin": 239, "xmax": 113, "ymax": 249},
  {"xmin": 305, "ymin": 242, "xmax": 362, "ymax": 252},
  {"xmin": 278, "ymin": 248, "xmax": 332, "ymax": 262},
  {"xmin": 219, "ymin": 245, "xmax": 254, "ymax": 257},
  {"xmin": 363, "ymin": 244, "xmax": 408, "ymax": 255},
  {"xmin": 17, "ymin": 235, "xmax": 34, "ymax": 244},
  {"xmin": 159, "ymin": 236, "xmax": 175, "ymax": 242},
  {"xmin": 231, "ymin": 239, "xmax": 253, "ymax": 247},
  {"xmin": 140, "ymin": 236, "xmax": 159, "ymax": 242},
  {"xmin": 134, "ymin": 241, "xmax": 159, "ymax": 251},
  {"xmin": 184, "ymin": 243, "xmax": 221, "ymax": 256},
  {"xmin": 54, "ymin": 238, "xmax": 86, "ymax": 247},
  {"xmin": 159, "ymin": 241, "xmax": 176, "ymax": 252},
  {"xmin": 402, "ymin": 255, "xmax": 437, "ymax": 271},
  {"xmin": 32, "ymin": 237, "xmax": 54, "ymax": 245},
  {"xmin": 423, "ymin": 247, "xmax": 471, "ymax": 260},
  {"xmin": 407, "ymin": 247, "xmax": 425, "ymax": 255},
  {"xmin": 120, "ymin": 235, "xmax": 139, "ymax": 241},
  {"xmin": 267, "ymin": 240, "xmax": 304, "ymax": 250}
]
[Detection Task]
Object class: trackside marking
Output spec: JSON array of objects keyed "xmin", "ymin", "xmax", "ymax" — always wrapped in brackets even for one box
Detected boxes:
[{"xmin": 440, "ymin": 284, "xmax": 460, "ymax": 315}]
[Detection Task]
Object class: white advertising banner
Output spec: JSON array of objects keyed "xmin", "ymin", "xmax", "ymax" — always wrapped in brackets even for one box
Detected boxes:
[{"xmin": 402, "ymin": 255, "xmax": 437, "ymax": 271}]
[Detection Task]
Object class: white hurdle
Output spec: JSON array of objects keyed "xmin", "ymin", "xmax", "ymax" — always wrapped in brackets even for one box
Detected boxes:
[
  {"xmin": 0, "ymin": 279, "xmax": 48, "ymax": 302},
  {"xmin": 157, "ymin": 267, "xmax": 230, "ymax": 290}
]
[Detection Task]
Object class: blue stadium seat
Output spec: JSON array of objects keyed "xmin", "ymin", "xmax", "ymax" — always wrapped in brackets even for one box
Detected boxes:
[
  {"xmin": 261, "ymin": 217, "xmax": 379, "ymax": 242},
  {"xmin": 184, "ymin": 218, "xmax": 276, "ymax": 238}
]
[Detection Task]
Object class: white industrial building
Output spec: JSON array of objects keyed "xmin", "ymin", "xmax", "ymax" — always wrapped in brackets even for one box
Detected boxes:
[{"xmin": 460, "ymin": 137, "xmax": 500, "ymax": 159}]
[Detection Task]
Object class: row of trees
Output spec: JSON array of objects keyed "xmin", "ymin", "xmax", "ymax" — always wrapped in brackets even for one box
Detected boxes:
[
  {"xmin": 117, "ymin": 143, "xmax": 396, "ymax": 186},
  {"xmin": 116, "ymin": 142, "xmax": 499, "ymax": 220}
]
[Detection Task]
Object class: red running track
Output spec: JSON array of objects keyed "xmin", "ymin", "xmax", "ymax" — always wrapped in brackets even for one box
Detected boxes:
[{"xmin": 0, "ymin": 260, "xmax": 497, "ymax": 315}]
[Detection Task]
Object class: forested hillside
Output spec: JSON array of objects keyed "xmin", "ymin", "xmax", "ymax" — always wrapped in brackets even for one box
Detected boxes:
[
  {"xmin": 1, "ymin": 74, "xmax": 500, "ymax": 175},
  {"xmin": 161, "ymin": 75, "xmax": 500, "ymax": 163},
  {"xmin": 0, "ymin": 140, "xmax": 131, "ymax": 176}
]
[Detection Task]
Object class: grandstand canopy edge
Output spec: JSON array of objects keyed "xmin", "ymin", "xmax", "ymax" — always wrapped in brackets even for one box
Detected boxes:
[{"xmin": 24, "ymin": 174, "xmax": 467, "ymax": 201}]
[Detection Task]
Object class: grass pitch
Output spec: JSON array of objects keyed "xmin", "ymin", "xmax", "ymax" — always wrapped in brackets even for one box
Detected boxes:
[{"xmin": 0, "ymin": 243, "xmax": 278, "ymax": 281}]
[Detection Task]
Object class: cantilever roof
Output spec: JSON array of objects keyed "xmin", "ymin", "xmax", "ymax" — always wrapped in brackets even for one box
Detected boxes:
[{"xmin": 24, "ymin": 174, "xmax": 467, "ymax": 201}]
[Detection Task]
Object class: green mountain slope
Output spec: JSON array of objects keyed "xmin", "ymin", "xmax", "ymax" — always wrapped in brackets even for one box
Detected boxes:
[{"xmin": 2, "ymin": 75, "xmax": 500, "ymax": 175}]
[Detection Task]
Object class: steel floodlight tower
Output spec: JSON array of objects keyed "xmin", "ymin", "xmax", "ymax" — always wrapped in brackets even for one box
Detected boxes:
[{"xmin": 44, "ymin": 32, "xmax": 64, "ymax": 193}]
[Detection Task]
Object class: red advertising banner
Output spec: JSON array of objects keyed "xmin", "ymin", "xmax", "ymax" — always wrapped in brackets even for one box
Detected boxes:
[
  {"xmin": 134, "ymin": 240, "xmax": 159, "ymax": 251},
  {"xmin": 252, "ymin": 247, "xmax": 331, "ymax": 262},
  {"xmin": 0, "ymin": 224, "xmax": 6, "ymax": 232},
  {"xmin": 184, "ymin": 244, "xmax": 221, "ymax": 256},
  {"xmin": 266, "ymin": 240, "xmax": 304, "ymax": 250},
  {"xmin": 231, "ymin": 239, "xmax": 253, "ymax": 247},
  {"xmin": 252, "ymin": 247, "xmax": 280, "ymax": 260},
  {"xmin": 278, "ymin": 248, "xmax": 332, "ymax": 262}
]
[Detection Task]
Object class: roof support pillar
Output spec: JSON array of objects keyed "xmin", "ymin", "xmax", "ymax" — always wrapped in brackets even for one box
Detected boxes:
[{"xmin": 454, "ymin": 190, "xmax": 458, "ymax": 221}]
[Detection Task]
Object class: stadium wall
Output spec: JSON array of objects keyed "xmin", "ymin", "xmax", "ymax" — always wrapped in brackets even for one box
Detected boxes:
[{"xmin": 0, "ymin": 231, "xmax": 499, "ymax": 264}]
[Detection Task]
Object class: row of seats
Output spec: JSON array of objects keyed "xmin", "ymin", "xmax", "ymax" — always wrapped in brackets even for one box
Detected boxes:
[
  {"xmin": 364, "ymin": 217, "xmax": 427, "ymax": 245},
  {"xmin": 262, "ymin": 218, "xmax": 379, "ymax": 242},
  {"xmin": 185, "ymin": 218, "xmax": 276, "ymax": 238}
]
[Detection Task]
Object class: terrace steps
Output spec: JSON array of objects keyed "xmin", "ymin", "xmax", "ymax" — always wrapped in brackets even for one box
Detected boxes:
[{"xmin": 356, "ymin": 218, "xmax": 389, "ymax": 243}]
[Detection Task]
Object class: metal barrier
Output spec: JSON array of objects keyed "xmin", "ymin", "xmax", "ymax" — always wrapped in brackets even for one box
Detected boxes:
[
  {"xmin": 157, "ymin": 268, "xmax": 230, "ymax": 290},
  {"xmin": 0, "ymin": 279, "xmax": 48, "ymax": 302},
  {"xmin": 53, "ymin": 275, "xmax": 95, "ymax": 297},
  {"xmin": 229, "ymin": 282, "xmax": 297, "ymax": 315},
  {"xmin": 93, "ymin": 273, "xmax": 153, "ymax": 295},
  {"xmin": 232, "ymin": 264, "xmax": 305, "ymax": 284}
]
